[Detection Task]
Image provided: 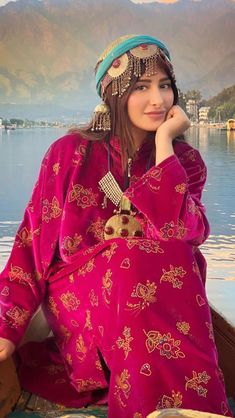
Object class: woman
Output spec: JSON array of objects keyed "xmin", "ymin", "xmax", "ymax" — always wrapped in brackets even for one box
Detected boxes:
[{"xmin": 0, "ymin": 34, "xmax": 232, "ymax": 418}]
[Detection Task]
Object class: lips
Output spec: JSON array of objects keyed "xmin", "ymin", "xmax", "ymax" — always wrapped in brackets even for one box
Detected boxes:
[{"xmin": 145, "ymin": 111, "xmax": 165, "ymax": 116}]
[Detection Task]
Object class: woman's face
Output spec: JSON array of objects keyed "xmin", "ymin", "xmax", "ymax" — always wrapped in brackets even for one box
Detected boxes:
[{"xmin": 127, "ymin": 69, "xmax": 174, "ymax": 147}]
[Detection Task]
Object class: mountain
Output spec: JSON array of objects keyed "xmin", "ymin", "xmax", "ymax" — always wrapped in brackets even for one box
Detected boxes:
[
  {"xmin": 0, "ymin": 0, "xmax": 234, "ymax": 118},
  {"xmin": 205, "ymin": 84, "xmax": 235, "ymax": 120}
]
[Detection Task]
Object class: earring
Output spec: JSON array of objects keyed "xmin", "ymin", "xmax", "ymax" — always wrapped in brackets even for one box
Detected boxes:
[{"xmin": 91, "ymin": 102, "xmax": 111, "ymax": 131}]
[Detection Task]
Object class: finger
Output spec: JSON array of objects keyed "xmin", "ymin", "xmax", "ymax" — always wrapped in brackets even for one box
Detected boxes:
[
  {"xmin": 166, "ymin": 108, "xmax": 174, "ymax": 120},
  {"xmin": 0, "ymin": 349, "xmax": 9, "ymax": 361}
]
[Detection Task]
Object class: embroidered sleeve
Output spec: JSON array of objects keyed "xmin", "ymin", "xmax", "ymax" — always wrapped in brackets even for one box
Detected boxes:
[
  {"xmin": 0, "ymin": 145, "xmax": 63, "ymax": 346},
  {"xmin": 124, "ymin": 147, "xmax": 210, "ymax": 245}
]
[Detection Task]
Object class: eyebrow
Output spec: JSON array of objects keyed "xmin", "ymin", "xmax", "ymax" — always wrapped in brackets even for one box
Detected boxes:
[{"xmin": 136, "ymin": 77, "xmax": 171, "ymax": 83}]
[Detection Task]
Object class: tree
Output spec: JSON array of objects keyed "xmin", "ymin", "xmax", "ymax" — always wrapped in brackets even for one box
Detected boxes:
[
  {"xmin": 10, "ymin": 119, "xmax": 24, "ymax": 127},
  {"xmin": 185, "ymin": 90, "xmax": 202, "ymax": 102},
  {"xmin": 178, "ymin": 89, "xmax": 187, "ymax": 112}
]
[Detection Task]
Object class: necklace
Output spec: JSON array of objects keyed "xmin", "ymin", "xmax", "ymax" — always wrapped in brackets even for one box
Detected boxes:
[{"xmin": 98, "ymin": 142, "xmax": 153, "ymax": 240}]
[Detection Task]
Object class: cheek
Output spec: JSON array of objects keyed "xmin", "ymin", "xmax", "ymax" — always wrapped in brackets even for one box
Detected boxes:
[
  {"xmin": 127, "ymin": 94, "xmax": 141, "ymax": 121},
  {"xmin": 167, "ymin": 90, "xmax": 174, "ymax": 108}
]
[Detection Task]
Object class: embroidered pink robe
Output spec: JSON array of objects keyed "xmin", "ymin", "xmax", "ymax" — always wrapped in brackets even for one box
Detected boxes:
[{"xmin": 0, "ymin": 133, "xmax": 232, "ymax": 417}]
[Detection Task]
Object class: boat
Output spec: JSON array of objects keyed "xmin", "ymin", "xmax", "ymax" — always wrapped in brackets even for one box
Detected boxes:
[{"xmin": 1, "ymin": 307, "xmax": 235, "ymax": 418}]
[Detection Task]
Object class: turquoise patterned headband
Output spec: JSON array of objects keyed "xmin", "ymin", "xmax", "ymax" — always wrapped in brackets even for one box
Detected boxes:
[{"xmin": 95, "ymin": 34, "xmax": 173, "ymax": 98}]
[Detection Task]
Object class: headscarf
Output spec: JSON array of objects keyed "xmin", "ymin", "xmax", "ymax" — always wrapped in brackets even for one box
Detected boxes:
[{"xmin": 95, "ymin": 34, "xmax": 175, "ymax": 99}]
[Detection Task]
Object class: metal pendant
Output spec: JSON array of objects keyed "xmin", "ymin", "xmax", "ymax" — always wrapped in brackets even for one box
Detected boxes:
[{"xmin": 103, "ymin": 196, "xmax": 143, "ymax": 240}]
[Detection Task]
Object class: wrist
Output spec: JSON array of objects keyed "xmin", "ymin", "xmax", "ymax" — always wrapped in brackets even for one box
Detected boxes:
[{"xmin": 155, "ymin": 129, "xmax": 174, "ymax": 143}]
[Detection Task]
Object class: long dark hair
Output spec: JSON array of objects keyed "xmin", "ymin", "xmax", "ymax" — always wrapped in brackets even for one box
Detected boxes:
[{"xmin": 70, "ymin": 55, "xmax": 181, "ymax": 170}]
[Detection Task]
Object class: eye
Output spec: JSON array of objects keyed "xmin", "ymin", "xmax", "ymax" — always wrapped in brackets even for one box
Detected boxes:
[
  {"xmin": 134, "ymin": 84, "xmax": 148, "ymax": 91},
  {"xmin": 160, "ymin": 83, "xmax": 172, "ymax": 89}
]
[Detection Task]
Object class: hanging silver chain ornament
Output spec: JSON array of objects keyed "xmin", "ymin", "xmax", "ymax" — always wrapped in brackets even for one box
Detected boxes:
[{"xmin": 98, "ymin": 171, "xmax": 143, "ymax": 240}]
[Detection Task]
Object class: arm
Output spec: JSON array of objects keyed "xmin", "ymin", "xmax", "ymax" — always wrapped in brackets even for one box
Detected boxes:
[
  {"xmin": 125, "ymin": 142, "xmax": 209, "ymax": 245},
  {"xmin": 0, "ymin": 146, "xmax": 60, "ymax": 355}
]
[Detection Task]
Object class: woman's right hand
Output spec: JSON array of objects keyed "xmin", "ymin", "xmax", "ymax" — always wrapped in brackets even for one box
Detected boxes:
[{"xmin": 0, "ymin": 337, "xmax": 15, "ymax": 361}]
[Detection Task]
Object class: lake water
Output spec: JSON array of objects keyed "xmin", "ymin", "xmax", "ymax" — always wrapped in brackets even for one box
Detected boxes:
[{"xmin": 0, "ymin": 126, "xmax": 235, "ymax": 323}]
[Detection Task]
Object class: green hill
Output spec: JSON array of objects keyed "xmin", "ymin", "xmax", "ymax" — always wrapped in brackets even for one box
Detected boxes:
[{"xmin": 206, "ymin": 85, "xmax": 235, "ymax": 121}]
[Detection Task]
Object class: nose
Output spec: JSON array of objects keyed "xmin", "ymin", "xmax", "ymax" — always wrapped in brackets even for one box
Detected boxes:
[{"xmin": 149, "ymin": 86, "xmax": 164, "ymax": 107}]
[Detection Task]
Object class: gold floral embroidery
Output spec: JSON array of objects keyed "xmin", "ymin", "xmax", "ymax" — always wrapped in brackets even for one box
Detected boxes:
[
  {"xmin": 75, "ymin": 378, "xmax": 102, "ymax": 392},
  {"xmin": 160, "ymin": 220, "xmax": 186, "ymax": 240},
  {"xmin": 144, "ymin": 329, "xmax": 185, "ymax": 359},
  {"xmin": 140, "ymin": 167, "xmax": 162, "ymax": 193},
  {"xmin": 116, "ymin": 327, "xmax": 133, "ymax": 360},
  {"xmin": 72, "ymin": 144, "xmax": 86, "ymax": 166},
  {"xmin": 130, "ymin": 175, "xmax": 140, "ymax": 186},
  {"xmin": 160, "ymin": 265, "xmax": 186, "ymax": 289},
  {"xmin": 102, "ymin": 269, "xmax": 113, "ymax": 305},
  {"xmin": 200, "ymin": 166, "xmax": 207, "ymax": 182},
  {"xmin": 87, "ymin": 217, "xmax": 105, "ymax": 241},
  {"xmin": 114, "ymin": 369, "xmax": 131, "ymax": 408},
  {"xmin": 157, "ymin": 390, "xmax": 183, "ymax": 408},
  {"xmin": 62, "ymin": 233, "xmax": 82, "ymax": 256},
  {"xmin": 82, "ymin": 242, "xmax": 101, "ymax": 255},
  {"xmin": 89, "ymin": 289, "xmax": 98, "ymax": 307},
  {"xmin": 95, "ymin": 360, "xmax": 102, "ymax": 370},
  {"xmin": 76, "ymin": 334, "xmax": 87, "ymax": 361},
  {"xmin": 71, "ymin": 319, "xmax": 79, "ymax": 327},
  {"xmin": 140, "ymin": 363, "xmax": 152, "ymax": 376},
  {"xmin": 175, "ymin": 183, "xmax": 187, "ymax": 194},
  {"xmin": 9, "ymin": 265, "xmax": 34, "ymax": 287},
  {"xmin": 76, "ymin": 144, "xmax": 86, "ymax": 157},
  {"xmin": 69, "ymin": 274, "xmax": 74, "ymax": 283},
  {"xmin": 4, "ymin": 306, "xmax": 30, "ymax": 328},
  {"xmin": 133, "ymin": 414, "xmax": 143, "ymax": 418},
  {"xmin": 16, "ymin": 227, "xmax": 33, "ymax": 247},
  {"xmin": 185, "ymin": 370, "xmax": 211, "ymax": 397},
  {"xmin": 175, "ymin": 183, "xmax": 186, "ymax": 194},
  {"xmin": 187, "ymin": 197, "xmax": 202, "ymax": 217},
  {"xmin": 60, "ymin": 291, "xmax": 80, "ymax": 311},
  {"xmin": 60, "ymin": 325, "xmax": 72, "ymax": 348},
  {"xmin": 146, "ymin": 221, "xmax": 157, "ymax": 239},
  {"xmin": 27, "ymin": 197, "xmax": 34, "ymax": 213},
  {"xmin": 84, "ymin": 309, "xmax": 93, "ymax": 330},
  {"xmin": 47, "ymin": 296, "xmax": 59, "ymax": 319},
  {"xmin": 52, "ymin": 162, "xmax": 60, "ymax": 175},
  {"xmin": 78, "ymin": 258, "xmax": 95, "ymax": 276},
  {"xmin": 176, "ymin": 321, "xmax": 190, "ymax": 335},
  {"xmin": 126, "ymin": 239, "xmax": 164, "ymax": 254},
  {"xmin": 145, "ymin": 167, "xmax": 162, "ymax": 181},
  {"xmin": 206, "ymin": 322, "xmax": 214, "ymax": 340},
  {"xmin": 102, "ymin": 242, "xmax": 118, "ymax": 262},
  {"xmin": 68, "ymin": 183, "xmax": 98, "ymax": 208},
  {"xmin": 126, "ymin": 281, "xmax": 157, "ymax": 315},
  {"xmin": 42, "ymin": 196, "xmax": 62, "ymax": 223}
]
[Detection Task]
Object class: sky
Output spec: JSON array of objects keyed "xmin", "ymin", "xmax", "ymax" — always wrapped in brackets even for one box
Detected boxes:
[
  {"xmin": 0, "ymin": 0, "xmax": 234, "ymax": 5},
  {"xmin": 0, "ymin": 0, "xmax": 195, "ymax": 6}
]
